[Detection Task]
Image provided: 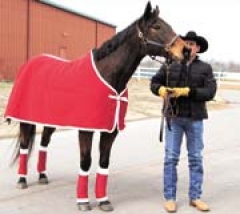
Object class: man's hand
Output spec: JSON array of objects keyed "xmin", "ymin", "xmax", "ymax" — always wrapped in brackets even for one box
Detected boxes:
[
  {"xmin": 171, "ymin": 87, "xmax": 190, "ymax": 98},
  {"xmin": 158, "ymin": 86, "xmax": 173, "ymax": 98}
]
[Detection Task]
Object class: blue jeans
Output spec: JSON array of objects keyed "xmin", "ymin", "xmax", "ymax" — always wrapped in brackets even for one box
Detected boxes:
[{"xmin": 163, "ymin": 117, "xmax": 204, "ymax": 201}]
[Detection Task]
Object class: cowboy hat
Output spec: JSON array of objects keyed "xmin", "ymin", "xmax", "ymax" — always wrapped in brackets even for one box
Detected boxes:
[{"xmin": 180, "ymin": 31, "xmax": 208, "ymax": 53}]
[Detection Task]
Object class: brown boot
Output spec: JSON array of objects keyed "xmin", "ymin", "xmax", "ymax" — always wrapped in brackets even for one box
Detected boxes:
[
  {"xmin": 164, "ymin": 200, "xmax": 177, "ymax": 213},
  {"xmin": 190, "ymin": 199, "xmax": 210, "ymax": 212}
]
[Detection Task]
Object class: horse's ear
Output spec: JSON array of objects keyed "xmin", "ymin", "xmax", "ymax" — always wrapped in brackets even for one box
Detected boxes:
[
  {"xmin": 143, "ymin": 1, "xmax": 152, "ymax": 20},
  {"xmin": 155, "ymin": 5, "xmax": 160, "ymax": 16},
  {"xmin": 151, "ymin": 5, "xmax": 160, "ymax": 18}
]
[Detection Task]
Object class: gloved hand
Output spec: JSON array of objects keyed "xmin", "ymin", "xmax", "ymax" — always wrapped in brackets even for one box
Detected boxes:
[
  {"xmin": 171, "ymin": 87, "xmax": 190, "ymax": 98},
  {"xmin": 158, "ymin": 86, "xmax": 173, "ymax": 98}
]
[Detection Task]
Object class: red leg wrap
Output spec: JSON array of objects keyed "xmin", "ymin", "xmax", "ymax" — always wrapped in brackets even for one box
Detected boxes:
[
  {"xmin": 18, "ymin": 152, "xmax": 28, "ymax": 175},
  {"xmin": 37, "ymin": 150, "xmax": 47, "ymax": 173},
  {"xmin": 76, "ymin": 174, "xmax": 89, "ymax": 201},
  {"xmin": 95, "ymin": 173, "xmax": 108, "ymax": 199}
]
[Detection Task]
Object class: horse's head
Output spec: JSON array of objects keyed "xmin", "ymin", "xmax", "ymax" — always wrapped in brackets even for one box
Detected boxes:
[{"xmin": 138, "ymin": 1, "xmax": 190, "ymax": 61}]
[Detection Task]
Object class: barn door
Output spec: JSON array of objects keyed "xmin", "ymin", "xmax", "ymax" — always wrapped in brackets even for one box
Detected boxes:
[{"xmin": 59, "ymin": 47, "xmax": 67, "ymax": 59}]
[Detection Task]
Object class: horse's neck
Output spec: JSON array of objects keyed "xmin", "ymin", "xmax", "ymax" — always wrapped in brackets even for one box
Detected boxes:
[{"xmin": 95, "ymin": 39, "xmax": 144, "ymax": 93}]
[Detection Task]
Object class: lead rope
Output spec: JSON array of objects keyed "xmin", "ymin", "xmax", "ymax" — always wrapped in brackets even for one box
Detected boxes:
[
  {"xmin": 159, "ymin": 60, "xmax": 172, "ymax": 142},
  {"xmin": 150, "ymin": 56, "xmax": 173, "ymax": 142}
]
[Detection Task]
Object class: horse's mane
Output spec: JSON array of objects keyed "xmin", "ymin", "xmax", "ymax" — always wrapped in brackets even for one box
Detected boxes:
[{"xmin": 95, "ymin": 19, "xmax": 140, "ymax": 60}]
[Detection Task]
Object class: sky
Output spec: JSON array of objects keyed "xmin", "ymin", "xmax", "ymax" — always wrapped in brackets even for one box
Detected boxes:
[{"xmin": 48, "ymin": 0, "xmax": 240, "ymax": 64}]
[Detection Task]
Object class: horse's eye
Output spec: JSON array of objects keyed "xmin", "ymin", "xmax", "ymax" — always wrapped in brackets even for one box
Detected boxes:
[{"xmin": 153, "ymin": 24, "xmax": 161, "ymax": 30}]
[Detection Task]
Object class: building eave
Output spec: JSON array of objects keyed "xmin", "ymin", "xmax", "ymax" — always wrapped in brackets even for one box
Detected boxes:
[{"xmin": 38, "ymin": 0, "xmax": 117, "ymax": 28}]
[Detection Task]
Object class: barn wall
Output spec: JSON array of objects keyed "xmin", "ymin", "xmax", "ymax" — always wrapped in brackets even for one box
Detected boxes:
[
  {"xmin": 0, "ymin": 0, "xmax": 28, "ymax": 80},
  {"xmin": 0, "ymin": 0, "xmax": 116, "ymax": 80},
  {"xmin": 96, "ymin": 22, "xmax": 116, "ymax": 48},
  {"xmin": 29, "ymin": 1, "xmax": 97, "ymax": 59}
]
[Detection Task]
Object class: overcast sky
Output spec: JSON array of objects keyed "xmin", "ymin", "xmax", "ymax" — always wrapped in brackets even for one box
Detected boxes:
[{"xmin": 49, "ymin": 0, "xmax": 240, "ymax": 64}]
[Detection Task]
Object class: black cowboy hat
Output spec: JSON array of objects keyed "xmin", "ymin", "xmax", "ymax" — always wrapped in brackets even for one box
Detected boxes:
[{"xmin": 180, "ymin": 31, "xmax": 208, "ymax": 53}]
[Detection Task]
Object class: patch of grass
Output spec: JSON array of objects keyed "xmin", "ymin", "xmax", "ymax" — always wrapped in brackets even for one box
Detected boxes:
[
  {"xmin": 0, "ymin": 81, "xmax": 13, "ymax": 92},
  {"xmin": 0, "ymin": 81, "xmax": 13, "ymax": 118}
]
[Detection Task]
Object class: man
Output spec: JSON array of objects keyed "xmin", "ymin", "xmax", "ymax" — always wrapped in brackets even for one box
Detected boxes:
[{"xmin": 150, "ymin": 31, "xmax": 217, "ymax": 213}]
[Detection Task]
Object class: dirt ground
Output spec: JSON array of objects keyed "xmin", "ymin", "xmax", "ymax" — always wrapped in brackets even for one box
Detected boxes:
[{"xmin": 0, "ymin": 79, "xmax": 239, "ymax": 138}]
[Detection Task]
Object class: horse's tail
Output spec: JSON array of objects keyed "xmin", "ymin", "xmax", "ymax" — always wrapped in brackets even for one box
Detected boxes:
[{"xmin": 11, "ymin": 123, "xmax": 36, "ymax": 166}]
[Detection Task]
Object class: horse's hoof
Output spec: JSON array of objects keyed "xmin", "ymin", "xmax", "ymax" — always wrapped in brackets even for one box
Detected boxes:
[
  {"xmin": 17, "ymin": 182, "xmax": 28, "ymax": 189},
  {"xmin": 77, "ymin": 202, "xmax": 92, "ymax": 211},
  {"xmin": 38, "ymin": 173, "xmax": 49, "ymax": 185},
  {"xmin": 17, "ymin": 177, "xmax": 28, "ymax": 189},
  {"xmin": 98, "ymin": 201, "xmax": 114, "ymax": 212}
]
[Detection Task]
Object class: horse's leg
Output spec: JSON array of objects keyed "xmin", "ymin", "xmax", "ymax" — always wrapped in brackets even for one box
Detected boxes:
[
  {"xmin": 76, "ymin": 130, "xmax": 93, "ymax": 211},
  {"xmin": 37, "ymin": 126, "xmax": 56, "ymax": 184},
  {"xmin": 96, "ymin": 129, "xmax": 118, "ymax": 212},
  {"xmin": 17, "ymin": 122, "xmax": 36, "ymax": 189}
]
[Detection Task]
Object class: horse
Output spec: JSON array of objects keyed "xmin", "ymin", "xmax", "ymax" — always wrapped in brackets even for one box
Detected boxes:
[{"xmin": 5, "ymin": 1, "xmax": 188, "ymax": 211}]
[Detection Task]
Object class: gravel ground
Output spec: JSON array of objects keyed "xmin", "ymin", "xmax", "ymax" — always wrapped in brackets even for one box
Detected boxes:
[{"xmin": 0, "ymin": 79, "xmax": 238, "ymax": 138}]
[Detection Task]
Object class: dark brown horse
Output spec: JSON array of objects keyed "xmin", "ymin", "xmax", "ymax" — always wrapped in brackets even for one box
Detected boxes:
[{"xmin": 6, "ymin": 2, "xmax": 188, "ymax": 212}]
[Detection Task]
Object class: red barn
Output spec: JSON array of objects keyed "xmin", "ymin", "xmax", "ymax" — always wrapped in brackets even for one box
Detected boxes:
[{"xmin": 0, "ymin": 0, "xmax": 116, "ymax": 80}]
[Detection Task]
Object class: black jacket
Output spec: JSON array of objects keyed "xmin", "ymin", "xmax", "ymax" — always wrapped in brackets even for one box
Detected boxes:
[{"xmin": 150, "ymin": 57, "xmax": 217, "ymax": 120}]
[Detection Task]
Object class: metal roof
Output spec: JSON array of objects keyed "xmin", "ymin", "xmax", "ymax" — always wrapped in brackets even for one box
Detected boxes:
[{"xmin": 38, "ymin": 0, "xmax": 116, "ymax": 28}]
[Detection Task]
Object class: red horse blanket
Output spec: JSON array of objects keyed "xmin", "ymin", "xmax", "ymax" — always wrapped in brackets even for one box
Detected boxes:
[{"xmin": 4, "ymin": 51, "xmax": 128, "ymax": 132}]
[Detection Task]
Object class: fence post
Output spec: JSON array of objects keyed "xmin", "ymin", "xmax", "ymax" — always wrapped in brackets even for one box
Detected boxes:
[{"xmin": 137, "ymin": 68, "xmax": 141, "ymax": 81}]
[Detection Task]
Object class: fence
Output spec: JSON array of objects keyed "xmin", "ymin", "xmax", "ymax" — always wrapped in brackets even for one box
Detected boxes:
[
  {"xmin": 133, "ymin": 67, "xmax": 240, "ymax": 81},
  {"xmin": 133, "ymin": 67, "xmax": 159, "ymax": 80}
]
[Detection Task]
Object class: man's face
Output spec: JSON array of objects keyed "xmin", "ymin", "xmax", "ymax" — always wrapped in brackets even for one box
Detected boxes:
[{"xmin": 185, "ymin": 40, "xmax": 200, "ymax": 57}]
